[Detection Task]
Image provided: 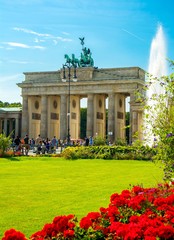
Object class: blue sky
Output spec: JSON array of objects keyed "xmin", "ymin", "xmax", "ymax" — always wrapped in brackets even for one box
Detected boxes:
[{"xmin": 0, "ymin": 0, "xmax": 174, "ymax": 103}]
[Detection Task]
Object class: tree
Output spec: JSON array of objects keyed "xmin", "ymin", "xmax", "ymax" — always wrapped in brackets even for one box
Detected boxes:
[
  {"xmin": 0, "ymin": 132, "xmax": 12, "ymax": 156},
  {"xmin": 137, "ymin": 60, "xmax": 174, "ymax": 181},
  {"xmin": 0, "ymin": 101, "xmax": 22, "ymax": 107}
]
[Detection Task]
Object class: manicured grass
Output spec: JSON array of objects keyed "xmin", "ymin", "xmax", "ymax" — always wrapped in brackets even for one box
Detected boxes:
[{"xmin": 0, "ymin": 157, "xmax": 163, "ymax": 238}]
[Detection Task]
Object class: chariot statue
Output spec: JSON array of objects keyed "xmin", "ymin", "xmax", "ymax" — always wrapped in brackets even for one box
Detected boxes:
[
  {"xmin": 79, "ymin": 37, "xmax": 94, "ymax": 67},
  {"xmin": 63, "ymin": 37, "xmax": 94, "ymax": 68}
]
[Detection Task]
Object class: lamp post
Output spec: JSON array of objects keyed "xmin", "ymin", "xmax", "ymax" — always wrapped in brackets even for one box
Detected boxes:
[{"xmin": 62, "ymin": 62, "xmax": 77, "ymax": 146}]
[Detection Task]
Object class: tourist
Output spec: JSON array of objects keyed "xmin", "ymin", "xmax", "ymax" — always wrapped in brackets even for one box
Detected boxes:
[
  {"xmin": 14, "ymin": 136, "xmax": 21, "ymax": 151},
  {"xmin": 23, "ymin": 134, "xmax": 30, "ymax": 155},
  {"xmin": 45, "ymin": 139, "xmax": 50, "ymax": 153},
  {"xmin": 35, "ymin": 134, "xmax": 42, "ymax": 145},
  {"xmin": 85, "ymin": 137, "xmax": 89, "ymax": 146},
  {"xmin": 30, "ymin": 138, "xmax": 35, "ymax": 149},
  {"xmin": 89, "ymin": 136, "xmax": 93, "ymax": 146},
  {"xmin": 51, "ymin": 136, "xmax": 57, "ymax": 152}
]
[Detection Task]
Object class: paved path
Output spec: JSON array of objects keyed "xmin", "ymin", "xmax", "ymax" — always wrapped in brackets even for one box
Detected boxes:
[{"xmin": 27, "ymin": 147, "xmax": 62, "ymax": 156}]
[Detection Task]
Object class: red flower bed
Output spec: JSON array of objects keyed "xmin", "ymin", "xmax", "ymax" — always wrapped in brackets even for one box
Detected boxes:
[{"xmin": 2, "ymin": 183, "xmax": 174, "ymax": 239}]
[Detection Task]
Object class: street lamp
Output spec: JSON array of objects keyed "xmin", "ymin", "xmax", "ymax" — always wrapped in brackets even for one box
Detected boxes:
[{"xmin": 62, "ymin": 62, "xmax": 77, "ymax": 146}]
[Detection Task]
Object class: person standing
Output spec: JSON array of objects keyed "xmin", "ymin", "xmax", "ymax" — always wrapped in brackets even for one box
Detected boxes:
[
  {"xmin": 51, "ymin": 136, "xmax": 57, "ymax": 153},
  {"xmin": 24, "ymin": 134, "xmax": 29, "ymax": 155},
  {"xmin": 35, "ymin": 134, "xmax": 42, "ymax": 154},
  {"xmin": 14, "ymin": 136, "xmax": 21, "ymax": 151},
  {"xmin": 85, "ymin": 137, "xmax": 89, "ymax": 146},
  {"xmin": 89, "ymin": 136, "xmax": 93, "ymax": 146},
  {"xmin": 36, "ymin": 134, "xmax": 42, "ymax": 145}
]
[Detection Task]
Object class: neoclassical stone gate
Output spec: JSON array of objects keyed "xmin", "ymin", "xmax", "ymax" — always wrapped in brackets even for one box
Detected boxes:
[{"xmin": 18, "ymin": 66, "xmax": 145, "ymax": 143}]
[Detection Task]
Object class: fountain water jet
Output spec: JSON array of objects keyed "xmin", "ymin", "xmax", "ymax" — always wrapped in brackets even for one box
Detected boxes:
[{"xmin": 144, "ymin": 24, "xmax": 168, "ymax": 146}]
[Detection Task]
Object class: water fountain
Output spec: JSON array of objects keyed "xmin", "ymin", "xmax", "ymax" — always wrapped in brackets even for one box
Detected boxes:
[{"xmin": 144, "ymin": 24, "xmax": 168, "ymax": 146}]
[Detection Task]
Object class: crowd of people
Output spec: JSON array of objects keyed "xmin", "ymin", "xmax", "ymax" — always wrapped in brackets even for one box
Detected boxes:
[
  {"xmin": 12, "ymin": 135, "xmax": 61, "ymax": 155},
  {"xmin": 11, "ymin": 135, "xmax": 94, "ymax": 155}
]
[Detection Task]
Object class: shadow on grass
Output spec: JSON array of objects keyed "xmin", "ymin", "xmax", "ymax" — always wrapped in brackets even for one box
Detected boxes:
[{"xmin": 4, "ymin": 156, "xmax": 21, "ymax": 161}]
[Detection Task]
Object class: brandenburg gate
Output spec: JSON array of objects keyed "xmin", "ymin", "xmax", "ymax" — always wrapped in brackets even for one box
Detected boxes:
[{"xmin": 18, "ymin": 38, "xmax": 145, "ymax": 143}]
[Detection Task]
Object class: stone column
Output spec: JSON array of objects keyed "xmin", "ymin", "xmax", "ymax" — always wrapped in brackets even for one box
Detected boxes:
[
  {"xmin": 3, "ymin": 118, "xmax": 8, "ymax": 136},
  {"xmin": 129, "ymin": 93, "xmax": 134, "ymax": 144},
  {"xmin": 138, "ymin": 111, "xmax": 143, "ymax": 141},
  {"xmin": 132, "ymin": 111, "xmax": 138, "ymax": 142},
  {"xmin": 0, "ymin": 119, "xmax": 2, "ymax": 133},
  {"xmin": 22, "ymin": 96, "xmax": 29, "ymax": 137},
  {"xmin": 40, "ymin": 95, "xmax": 48, "ymax": 139},
  {"xmin": 60, "ymin": 94, "xmax": 67, "ymax": 140},
  {"xmin": 107, "ymin": 93, "xmax": 115, "ymax": 143},
  {"xmin": 15, "ymin": 118, "xmax": 19, "ymax": 137},
  {"xmin": 9, "ymin": 119, "xmax": 13, "ymax": 134},
  {"xmin": 86, "ymin": 94, "xmax": 94, "ymax": 137}
]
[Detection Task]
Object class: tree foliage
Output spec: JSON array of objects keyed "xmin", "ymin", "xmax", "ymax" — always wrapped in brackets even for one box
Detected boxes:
[
  {"xmin": 137, "ymin": 59, "xmax": 174, "ymax": 181},
  {"xmin": 0, "ymin": 132, "xmax": 12, "ymax": 156},
  {"xmin": 0, "ymin": 101, "xmax": 22, "ymax": 108}
]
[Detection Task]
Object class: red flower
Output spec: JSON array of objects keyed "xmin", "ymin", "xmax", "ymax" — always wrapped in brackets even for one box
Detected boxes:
[
  {"xmin": 124, "ymin": 228, "xmax": 141, "ymax": 240},
  {"xmin": 3, "ymin": 183, "xmax": 174, "ymax": 240},
  {"xmin": 144, "ymin": 226, "xmax": 158, "ymax": 238},
  {"xmin": 63, "ymin": 229, "xmax": 75, "ymax": 238},
  {"xmin": 110, "ymin": 192, "xmax": 128, "ymax": 207},
  {"xmin": 132, "ymin": 186, "xmax": 144, "ymax": 195},
  {"xmin": 2, "ymin": 229, "xmax": 27, "ymax": 240},
  {"xmin": 30, "ymin": 230, "xmax": 45, "ymax": 239},
  {"xmin": 129, "ymin": 215, "xmax": 139, "ymax": 223},
  {"xmin": 79, "ymin": 211, "xmax": 102, "ymax": 230},
  {"xmin": 144, "ymin": 237, "xmax": 156, "ymax": 240},
  {"xmin": 158, "ymin": 225, "xmax": 174, "ymax": 239},
  {"xmin": 107, "ymin": 205, "xmax": 120, "ymax": 222},
  {"xmin": 53, "ymin": 214, "xmax": 75, "ymax": 233},
  {"xmin": 128, "ymin": 194, "xmax": 146, "ymax": 210},
  {"xmin": 80, "ymin": 216, "xmax": 92, "ymax": 229},
  {"xmin": 42, "ymin": 223, "xmax": 55, "ymax": 237}
]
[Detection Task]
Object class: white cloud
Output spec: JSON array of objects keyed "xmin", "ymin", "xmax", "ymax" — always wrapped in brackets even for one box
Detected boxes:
[
  {"xmin": 13, "ymin": 27, "xmax": 52, "ymax": 37},
  {"xmin": 34, "ymin": 38, "xmax": 45, "ymax": 43},
  {"xmin": 33, "ymin": 45, "xmax": 45, "ymax": 49},
  {"xmin": 4, "ymin": 42, "xmax": 30, "ymax": 48},
  {"xmin": 3, "ymin": 42, "xmax": 45, "ymax": 50},
  {"xmin": 56, "ymin": 36, "xmax": 72, "ymax": 42},
  {"xmin": 34, "ymin": 38, "xmax": 39, "ymax": 43},
  {"xmin": 0, "ymin": 73, "xmax": 23, "ymax": 83},
  {"xmin": 13, "ymin": 27, "xmax": 72, "ymax": 42},
  {"xmin": 62, "ymin": 32, "xmax": 70, "ymax": 36}
]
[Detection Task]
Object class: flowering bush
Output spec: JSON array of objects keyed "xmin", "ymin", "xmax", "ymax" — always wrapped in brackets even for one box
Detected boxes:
[
  {"xmin": 61, "ymin": 145, "xmax": 156, "ymax": 160},
  {"xmin": 2, "ymin": 228, "xmax": 27, "ymax": 240},
  {"xmin": 2, "ymin": 183, "xmax": 174, "ymax": 239}
]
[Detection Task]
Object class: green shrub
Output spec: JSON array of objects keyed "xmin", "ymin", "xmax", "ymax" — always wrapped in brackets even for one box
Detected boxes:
[
  {"xmin": 93, "ymin": 136, "xmax": 106, "ymax": 146},
  {"xmin": 0, "ymin": 133, "xmax": 12, "ymax": 157},
  {"xmin": 61, "ymin": 145, "xmax": 155, "ymax": 160},
  {"xmin": 114, "ymin": 138, "xmax": 127, "ymax": 146}
]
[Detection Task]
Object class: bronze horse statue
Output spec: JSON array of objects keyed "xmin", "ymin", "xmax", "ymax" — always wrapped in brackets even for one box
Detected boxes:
[{"xmin": 64, "ymin": 54, "xmax": 80, "ymax": 67}]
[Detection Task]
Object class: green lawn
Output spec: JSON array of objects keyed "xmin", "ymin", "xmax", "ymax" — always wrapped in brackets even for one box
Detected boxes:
[{"xmin": 0, "ymin": 157, "xmax": 163, "ymax": 238}]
